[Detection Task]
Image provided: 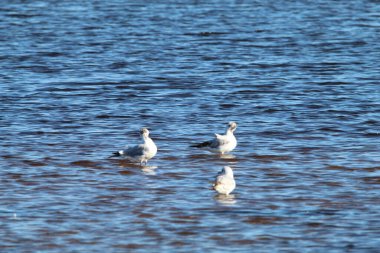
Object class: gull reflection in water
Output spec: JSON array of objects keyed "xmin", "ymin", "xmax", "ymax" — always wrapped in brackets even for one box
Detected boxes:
[
  {"xmin": 116, "ymin": 160, "xmax": 158, "ymax": 175},
  {"xmin": 141, "ymin": 165, "xmax": 158, "ymax": 175},
  {"xmin": 214, "ymin": 194, "xmax": 237, "ymax": 206},
  {"xmin": 219, "ymin": 154, "xmax": 236, "ymax": 159}
]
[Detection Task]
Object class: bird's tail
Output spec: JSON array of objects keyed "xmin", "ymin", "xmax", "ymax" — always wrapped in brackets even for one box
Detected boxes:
[
  {"xmin": 109, "ymin": 151, "xmax": 122, "ymax": 158},
  {"xmin": 191, "ymin": 141, "xmax": 211, "ymax": 148}
]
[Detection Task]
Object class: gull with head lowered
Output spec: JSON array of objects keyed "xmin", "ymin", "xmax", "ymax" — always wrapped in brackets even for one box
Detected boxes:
[
  {"xmin": 111, "ymin": 128, "xmax": 157, "ymax": 166},
  {"xmin": 191, "ymin": 122, "xmax": 237, "ymax": 154},
  {"xmin": 212, "ymin": 166, "xmax": 236, "ymax": 195}
]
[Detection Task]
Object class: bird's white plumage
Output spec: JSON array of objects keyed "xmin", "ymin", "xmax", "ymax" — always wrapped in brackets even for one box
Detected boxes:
[
  {"xmin": 114, "ymin": 128, "xmax": 157, "ymax": 165},
  {"xmin": 193, "ymin": 122, "xmax": 237, "ymax": 154},
  {"xmin": 212, "ymin": 166, "xmax": 236, "ymax": 195}
]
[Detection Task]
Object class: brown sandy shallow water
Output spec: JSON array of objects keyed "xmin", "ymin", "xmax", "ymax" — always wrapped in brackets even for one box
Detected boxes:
[{"xmin": 1, "ymin": 1, "xmax": 380, "ymax": 252}]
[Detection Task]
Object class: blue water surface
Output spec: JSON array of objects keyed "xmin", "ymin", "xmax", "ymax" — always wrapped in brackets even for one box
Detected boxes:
[{"xmin": 1, "ymin": 1, "xmax": 380, "ymax": 252}]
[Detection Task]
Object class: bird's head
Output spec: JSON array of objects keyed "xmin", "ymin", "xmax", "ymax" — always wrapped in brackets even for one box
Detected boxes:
[
  {"xmin": 140, "ymin": 128, "xmax": 150, "ymax": 137},
  {"xmin": 228, "ymin": 121, "xmax": 237, "ymax": 132}
]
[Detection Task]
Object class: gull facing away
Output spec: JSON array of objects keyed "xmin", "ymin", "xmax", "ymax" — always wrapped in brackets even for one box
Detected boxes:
[
  {"xmin": 111, "ymin": 128, "xmax": 157, "ymax": 165},
  {"xmin": 191, "ymin": 122, "xmax": 237, "ymax": 154},
  {"xmin": 212, "ymin": 166, "xmax": 236, "ymax": 195}
]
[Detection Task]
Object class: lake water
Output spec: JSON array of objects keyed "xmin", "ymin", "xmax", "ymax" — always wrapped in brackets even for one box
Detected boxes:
[{"xmin": 1, "ymin": 1, "xmax": 380, "ymax": 252}]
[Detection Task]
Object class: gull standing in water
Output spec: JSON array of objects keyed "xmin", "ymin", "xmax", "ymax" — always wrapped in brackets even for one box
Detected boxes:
[
  {"xmin": 191, "ymin": 122, "xmax": 237, "ymax": 154},
  {"xmin": 212, "ymin": 166, "xmax": 236, "ymax": 195},
  {"xmin": 111, "ymin": 128, "xmax": 157, "ymax": 165}
]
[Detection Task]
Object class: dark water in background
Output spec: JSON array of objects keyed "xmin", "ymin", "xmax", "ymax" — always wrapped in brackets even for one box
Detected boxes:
[{"xmin": 1, "ymin": 0, "xmax": 380, "ymax": 251}]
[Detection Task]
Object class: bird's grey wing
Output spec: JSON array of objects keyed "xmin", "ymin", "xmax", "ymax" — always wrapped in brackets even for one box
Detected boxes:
[
  {"xmin": 191, "ymin": 138, "xmax": 216, "ymax": 148},
  {"xmin": 192, "ymin": 133, "xmax": 227, "ymax": 148},
  {"xmin": 214, "ymin": 134, "xmax": 230, "ymax": 146},
  {"xmin": 123, "ymin": 144, "xmax": 145, "ymax": 157},
  {"xmin": 201, "ymin": 137, "xmax": 220, "ymax": 148}
]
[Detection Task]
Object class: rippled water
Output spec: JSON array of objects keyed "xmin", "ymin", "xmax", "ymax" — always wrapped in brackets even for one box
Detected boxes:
[{"xmin": 1, "ymin": 1, "xmax": 380, "ymax": 252}]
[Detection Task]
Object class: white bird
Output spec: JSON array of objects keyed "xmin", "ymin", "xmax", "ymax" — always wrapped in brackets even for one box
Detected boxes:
[
  {"xmin": 212, "ymin": 166, "xmax": 236, "ymax": 195},
  {"xmin": 191, "ymin": 122, "xmax": 237, "ymax": 154},
  {"xmin": 111, "ymin": 128, "xmax": 157, "ymax": 165}
]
